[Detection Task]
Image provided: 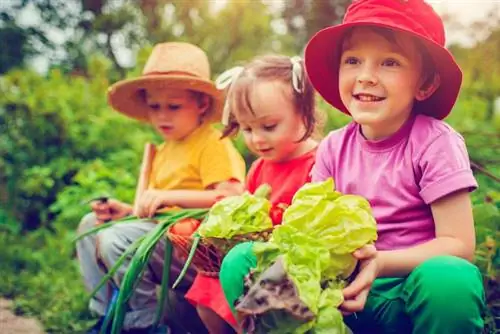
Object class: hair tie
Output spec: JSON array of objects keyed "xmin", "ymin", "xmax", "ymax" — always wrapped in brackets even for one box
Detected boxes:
[
  {"xmin": 215, "ymin": 66, "xmax": 244, "ymax": 125},
  {"xmin": 215, "ymin": 66, "xmax": 244, "ymax": 90},
  {"xmin": 290, "ymin": 56, "xmax": 304, "ymax": 94}
]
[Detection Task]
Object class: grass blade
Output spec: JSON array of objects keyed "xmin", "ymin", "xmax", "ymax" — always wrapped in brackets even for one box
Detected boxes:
[
  {"xmin": 100, "ymin": 209, "xmax": 208, "ymax": 334},
  {"xmin": 154, "ymin": 238, "xmax": 173, "ymax": 328},
  {"xmin": 72, "ymin": 219, "xmax": 146, "ymax": 243},
  {"xmin": 172, "ymin": 234, "xmax": 200, "ymax": 289},
  {"xmin": 111, "ymin": 220, "xmax": 176, "ymax": 334},
  {"xmin": 73, "ymin": 209, "xmax": 208, "ymax": 243},
  {"xmin": 99, "ymin": 287, "xmax": 118, "ymax": 334},
  {"xmin": 89, "ymin": 234, "xmax": 147, "ymax": 299}
]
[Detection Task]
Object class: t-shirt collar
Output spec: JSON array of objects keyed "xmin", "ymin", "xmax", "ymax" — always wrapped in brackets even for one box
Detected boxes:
[{"xmin": 356, "ymin": 113, "xmax": 416, "ymax": 152}]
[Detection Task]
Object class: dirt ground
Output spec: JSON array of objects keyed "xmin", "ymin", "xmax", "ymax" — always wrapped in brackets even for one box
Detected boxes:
[{"xmin": 0, "ymin": 298, "xmax": 44, "ymax": 334}]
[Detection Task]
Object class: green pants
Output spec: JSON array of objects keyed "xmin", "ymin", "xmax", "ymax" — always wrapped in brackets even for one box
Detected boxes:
[{"xmin": 220, "ymin": 242, "xmax": 486, "ymax": 334}]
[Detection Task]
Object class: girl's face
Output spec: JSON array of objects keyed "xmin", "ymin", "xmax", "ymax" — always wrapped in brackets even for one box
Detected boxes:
[
  {"xmin": 339, "ymin": 28, "xmax": 427, "ymax": 140},
  {"xmin": 234, "ymin": 81, "xmax": 311, "ymax": 162},
  {"xmin": 146, "ymin": 88, "xmax": 208, "ymax": 141}
]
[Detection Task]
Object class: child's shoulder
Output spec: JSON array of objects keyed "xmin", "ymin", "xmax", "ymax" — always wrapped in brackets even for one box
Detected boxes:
[
  {"xmin": 188, "ymin": 123, "xmax": 232, "ymax": 149},
  {"xmin": 248, "ymin": 157, "xmax": 265, "ymax": 171},
  {"xmin": 198, "ymin": 123, "xmax": 224, "ymax": 140},
  {"xmin": 409, "ymin": 114, "xmax": 465, "ymax": 152},
  {"xmin": 317, "ymin": 121, "xmax": 357, "ymax": 154},
  {"xmin": 412, "ymin": 114, "xmax": 460, "ymax": 137}
]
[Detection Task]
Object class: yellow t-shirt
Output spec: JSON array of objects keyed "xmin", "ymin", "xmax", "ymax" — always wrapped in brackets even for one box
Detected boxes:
[{"xmin": 148, "ymin": 123, "xmax": 246, "ymax": 191}]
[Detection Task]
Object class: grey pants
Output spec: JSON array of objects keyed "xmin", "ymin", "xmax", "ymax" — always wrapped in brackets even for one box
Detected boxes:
[{"xmin": 76, "ymin": 213, "xmax": 195, "ymax": 330}]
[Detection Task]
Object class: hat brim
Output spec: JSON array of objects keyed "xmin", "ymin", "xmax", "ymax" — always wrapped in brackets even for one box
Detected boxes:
[
  {"xmin": 107, "ymin": 75, "xmax": 224, "ymax": 123},
  {"xmin": 305, "ymin": 22, "xmax": 462, "ymax": 120}
]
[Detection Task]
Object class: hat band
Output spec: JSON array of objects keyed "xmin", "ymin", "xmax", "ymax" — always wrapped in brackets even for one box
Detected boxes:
[{"xmin": 142, "ymin": 71, "xmax": 203, "ymax": 78}]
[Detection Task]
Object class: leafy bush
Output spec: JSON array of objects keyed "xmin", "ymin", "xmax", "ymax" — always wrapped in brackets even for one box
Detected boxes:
[
  {"xmin": 0, "ymin": 57, "xmax": 157, "ymax": 230},
  {"xmin": 0, "ymin": 228, "xmax": 94, "ymax": 333}
]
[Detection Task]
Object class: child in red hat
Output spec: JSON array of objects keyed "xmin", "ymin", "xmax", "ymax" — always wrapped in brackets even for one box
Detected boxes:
[{"xmin": 304, "ymin": 0, "xmax": 485, "ymax": 333}]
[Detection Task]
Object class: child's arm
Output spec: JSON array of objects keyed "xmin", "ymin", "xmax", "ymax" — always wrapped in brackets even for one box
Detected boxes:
[
  {"xmin": 135, "ymin": 180, "xmax": 244, "ymax": 218},
  {"xmin": 377, "ymin": 130, "xmax": 477, "ymax": 276},
  {"xmin": 341, "ymin": 129, "xmax": 477, "ymax": 314},
  {"xmin": 341, "ymin": 190, "xmax": 475, "ymax": 314},
  {"xmin": 377, "ymin": 189, "xmax": 475, "ymax": 277},
  {"xmin": 91, "ymin": 199, "xmax": 133, "ymax": 223}
]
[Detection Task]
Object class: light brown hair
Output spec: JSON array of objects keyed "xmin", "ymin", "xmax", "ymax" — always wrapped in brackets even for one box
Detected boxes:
[{"xmin": 221, "ymin": 55, "xmax": 322, "ymax": 141}]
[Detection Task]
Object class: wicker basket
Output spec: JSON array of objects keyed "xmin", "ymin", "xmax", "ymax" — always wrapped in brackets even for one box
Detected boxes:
[
  {"xmin": 167, "ymin": 228, "xmax": 273, "ymax": 276},
  {"xmin": 203, "ymin": 228, "xmax": 274, "ymax": 255}
]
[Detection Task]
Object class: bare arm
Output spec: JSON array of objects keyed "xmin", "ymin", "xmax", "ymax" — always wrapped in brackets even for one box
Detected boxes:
[
  {"xmin": 91, "ymin": 199, "xmax": 133, "ymax": 223},
  {"xmin": 135, "ymin": 180, "xmax": 244, "ymax": 218},
  {"xmin": 341, "ymin": 189, "xmax": 476, "ymax": 314},
  {"xmin": 377, "ymin": 189, "xmax": 476, "ymax": 277}
]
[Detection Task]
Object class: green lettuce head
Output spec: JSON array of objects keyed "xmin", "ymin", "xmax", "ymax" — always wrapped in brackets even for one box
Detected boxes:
[{"xmin": 238, "ymin": 178, "xmax": 377, "ymax": 333}]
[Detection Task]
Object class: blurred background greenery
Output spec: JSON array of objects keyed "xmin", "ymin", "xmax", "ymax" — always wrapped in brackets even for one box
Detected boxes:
[{"xmin": 0, "ymin": 1, "xmax": 499, "ymax": 333}]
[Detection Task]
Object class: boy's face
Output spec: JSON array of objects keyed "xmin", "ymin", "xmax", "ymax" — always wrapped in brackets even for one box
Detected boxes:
[
  {"xmin": 338, "ymin": 28, "xmax": 426, "ymax": 140},
  {"xmin": 145, "ymin": 88, "xmax": 207, "ymax": 141},
  {"xmin": 234, "ymin": 81, "xmax": 306, "ymax": 162}
]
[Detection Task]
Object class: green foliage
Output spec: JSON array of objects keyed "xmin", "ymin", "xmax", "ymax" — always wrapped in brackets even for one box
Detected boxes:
[
  {"xmin": 50, "ymin": 153, "xmax": 139, "ymax": 231},
  {"xmin": 473, "ymin": 198, "xmax": 500, "ymax": 333},
  {"xmin": 200, "ymin": 1, "xmax": 278, "ymax": 73},
  {"xmin": 0, "ymin": 25, "xmax": 30, "ymax": 74},
  {"xmin": 0, "ymin": 229, "xmax": 94, "ymax": 333},
  {"xmin": 0, "ymin": 59, "xmax": 156, "ymax": 229},
  {"xmin": 0, "ymin": 10, "xmax": 50, "ymax": 74},
  {"xmin": 0, "ymin": 207, "xmax": 20, "ymax": 233}
]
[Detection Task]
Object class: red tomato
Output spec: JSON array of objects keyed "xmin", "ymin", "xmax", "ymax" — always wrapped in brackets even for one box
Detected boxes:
[
  {"xmin": 170, "ymin": 218, "xmax": 201, "ymax": 236},
  {"xmin": 269, "ymin": 203, "xmax": 288, "ymax": 226}
]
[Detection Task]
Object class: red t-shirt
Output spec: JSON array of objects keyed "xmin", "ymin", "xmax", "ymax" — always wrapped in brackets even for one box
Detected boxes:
[{"xmin": 246, "ymin": 148, "xmax": 317, "ymax": 206}]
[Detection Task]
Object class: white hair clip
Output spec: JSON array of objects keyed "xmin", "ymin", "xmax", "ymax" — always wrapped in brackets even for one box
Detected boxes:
[
  {"xmin": 290, "ymin": 56, "xmax": 304, "ymax": 94},
  {"xmin": 215, "ymin": 66, "xmax": 245, "ymax": 90},
  {"xmin": 215, "ymin": 66, "xmax": 244, "ymax": 125}
]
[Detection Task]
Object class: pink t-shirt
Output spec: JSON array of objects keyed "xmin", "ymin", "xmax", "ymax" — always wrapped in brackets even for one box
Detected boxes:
[{"xmin": 311, "ymin": 114, "xmax": 477, "ymax": 251}]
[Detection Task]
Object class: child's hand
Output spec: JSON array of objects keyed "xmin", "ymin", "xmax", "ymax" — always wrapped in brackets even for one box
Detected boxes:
[
  {"xmin": 135, "ymin": 190, "xmax": 170, "ymax": 218},
  {"xmin": 340, "ymin": 244, "xmax": 379, "ymax": 315},
  {"xmin": 90, "ymin": 198, "xmax": 132, "ymax": 224}
]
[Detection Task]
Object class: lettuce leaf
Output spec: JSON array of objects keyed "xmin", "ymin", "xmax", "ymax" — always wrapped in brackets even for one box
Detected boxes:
[
  {"xmin": 314, "ymin": 281, "xmax": 348, "ymax": 334},
  {"xmin": 198, "ymin": 187, "xmax": 273, "ymax": 239}
]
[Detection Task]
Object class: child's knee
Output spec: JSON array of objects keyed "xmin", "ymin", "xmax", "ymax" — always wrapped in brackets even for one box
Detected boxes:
[
  {"xmin": 96, "ymin": 227, "xmax": 124, "ymax": 261},
  {"xmin": 406, "ymin": 256, "xmax": 485, "ymax": 316},
  {"xmin": 77, "ymin": 212, "xmax": 98, "ymax": 234},
  {"xmin": 219, "ymin": 242, "xmax": 257, "ymax": 308},
  {"xmin": 220, "ymin": 243, "xmax": 256, "ymax": 283}
]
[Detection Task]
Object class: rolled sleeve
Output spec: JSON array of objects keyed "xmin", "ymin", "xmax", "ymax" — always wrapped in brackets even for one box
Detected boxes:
[{"xmin": 418, "ymin": 132, "xmax": 477, "ymax": 204}]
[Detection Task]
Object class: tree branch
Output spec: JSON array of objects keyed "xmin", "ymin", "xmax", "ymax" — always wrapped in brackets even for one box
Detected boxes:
[
  {"xmin": 471, "ymin": 160, "xmax": 500, "ymax": 183},
  {"xmin": 106, "ymin": 32, "xmax": 125, "ymax": 78}
]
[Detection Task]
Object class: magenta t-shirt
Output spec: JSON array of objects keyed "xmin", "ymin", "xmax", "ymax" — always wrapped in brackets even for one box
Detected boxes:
[{"xmin": 312, "ymin": 114, "xmax": 477, "ymax": 250}]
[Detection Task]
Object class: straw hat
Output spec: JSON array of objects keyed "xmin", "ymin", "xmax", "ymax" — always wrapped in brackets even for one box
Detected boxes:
[
  {"xmin": 107, "ymin": 42, "xmax": 224, "ymax": 123},
  {"xmin": 305, "ymin": 0, "xmax": 462, "ymax": 120}
]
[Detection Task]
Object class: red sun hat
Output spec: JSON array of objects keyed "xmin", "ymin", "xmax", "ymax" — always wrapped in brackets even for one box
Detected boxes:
[{"xmin": 304, "ymin": 0, "xmax": 462, "ymax": 120}]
